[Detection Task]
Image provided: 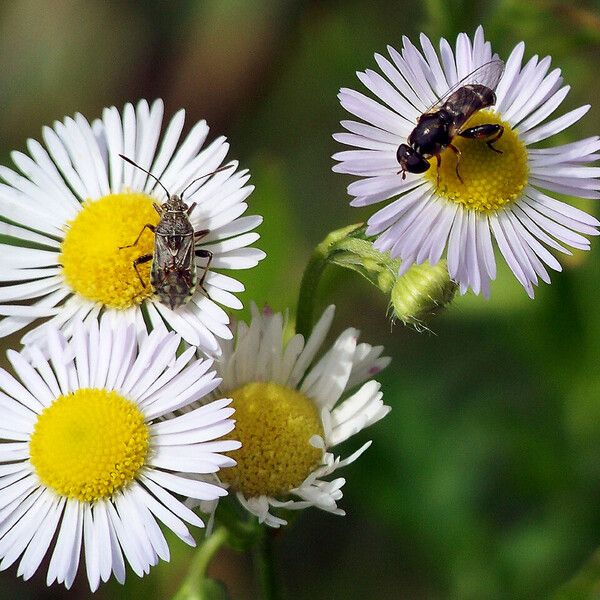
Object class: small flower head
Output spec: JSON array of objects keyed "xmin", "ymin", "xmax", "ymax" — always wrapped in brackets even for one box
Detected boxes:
[
  {"xmin": 200, "ymin": 304, "xmax": 391, "ymax": 527},
  {"xmin": 0, "ymin": 316, "xmax": 240, "ymax": 590},
  {"xmin": 390, "ymin": 260, "xmax": 457, "ymax": 329},
  {"xmin": 0, "ymin": 99, "xmax": 265, "ymax": 355},
  {"xmin": 334, "ymin": 26, "xmax": 600, "ymax": 297}
]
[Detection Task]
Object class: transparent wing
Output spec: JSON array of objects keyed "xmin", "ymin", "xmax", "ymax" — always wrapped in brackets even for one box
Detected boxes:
[{"xmin": 423, "ymin": 58, "xmax": 505, "ymax": 114}]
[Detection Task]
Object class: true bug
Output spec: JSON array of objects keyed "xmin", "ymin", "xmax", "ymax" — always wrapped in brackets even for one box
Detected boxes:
[
  {"xmin": 397, "ymin": 59, "xmax": 505, "ymax": 184},
  {"xmin": 119, "ymin": 154, "xmax": 231, "ymax": 310}
]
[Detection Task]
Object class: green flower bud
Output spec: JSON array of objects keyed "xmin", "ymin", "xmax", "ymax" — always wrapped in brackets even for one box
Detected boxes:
[
  {"xmin": 390, "ymin": 261, "xmax": 457, "ymax": 329},
  {"xmin": 296, "ymin": 223, "xmax": 457, "ymax": 336}
]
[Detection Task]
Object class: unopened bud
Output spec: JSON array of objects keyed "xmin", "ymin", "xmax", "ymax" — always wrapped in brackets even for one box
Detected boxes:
[{"xmin": 390, "ymin": 261, "xmax": 457, "ymax": 329}]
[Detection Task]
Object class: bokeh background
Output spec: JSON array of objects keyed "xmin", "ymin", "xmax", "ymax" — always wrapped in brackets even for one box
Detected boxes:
[{"xmin": 1, "ymin": 1, "xmax": 600, "ymax": 598}]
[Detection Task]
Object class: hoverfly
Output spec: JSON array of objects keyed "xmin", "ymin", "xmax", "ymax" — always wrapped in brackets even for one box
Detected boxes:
[
  {"xmin": 119, "ymin": 154, "xmax": 231, "ymax": 310},
  {"xmin": 397, "ymin": 58, "xmax": 505, "ymax": 183}
]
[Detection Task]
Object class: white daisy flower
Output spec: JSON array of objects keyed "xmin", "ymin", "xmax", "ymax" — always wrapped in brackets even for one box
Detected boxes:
[
  {"xmin": 198, "ymin": 304, "xmax": 390, "ymax": 528},
  {"xmin": 333, "ymin": 26, "xmax": 600, "ymax": 297},
  {"xmin": 0, "ymin": 98, "xmax": 265, "ymax": 355},
  {"xmin": 0, "ymin": 316, "xmax": 240, "ymax": 590}
]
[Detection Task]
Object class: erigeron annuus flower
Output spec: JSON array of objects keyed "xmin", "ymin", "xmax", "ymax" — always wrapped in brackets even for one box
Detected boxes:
[
  {"xmin": 333, "ymin": 26, "xmax": 600, "ymax": 297},
  {"xmin": 0, "ymin": 316, "xmax": 240, "ymax": 590},
  {"xmin": 197, "ymin": 304, "xmax": 391, "ymax": 528},
  {"xmin": 0, "ymin": 99, "xmax": 265, "ymax": 355}
]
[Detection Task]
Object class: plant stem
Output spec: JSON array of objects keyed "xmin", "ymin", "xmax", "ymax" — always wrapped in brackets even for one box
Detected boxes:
[
  {"xmin": 171, "ymin": 526, "xmax": 230, "ymax": 600},
  {"xmin": 253, "ymin": 529, "xmax": 283, "ymax": 600},
  {"xmin": 295, "ymin": 249, "xmax": 328, "ymax": 339},
  {"xmin": 295, "ymin": 223, "xmax": 363, "ymax": 338}
]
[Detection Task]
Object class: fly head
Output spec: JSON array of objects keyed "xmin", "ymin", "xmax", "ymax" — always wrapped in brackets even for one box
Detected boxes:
[{"xmin": 397, "ymin": 144, "xmax": 431, "ymax": 179}]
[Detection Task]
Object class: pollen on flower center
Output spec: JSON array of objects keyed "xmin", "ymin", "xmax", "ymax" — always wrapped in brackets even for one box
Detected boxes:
[
  {"xmin": 29, "ymin": 388, "xmax": 149, "ymax": 502},
  {"xmin": 60, "ymin": 193, "xmax": 160, "ymax": 309},
  {"xmin": 220, "ymin": 382, "xmax": 324, "ymax": 498},
  {"xmin": 426, "ymin": 111, "xmax": 528, "ymax": 212}
]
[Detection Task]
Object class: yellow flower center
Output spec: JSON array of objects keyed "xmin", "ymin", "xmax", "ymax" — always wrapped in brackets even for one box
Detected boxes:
[
  {"xmin": 425, "ymin": 111, "xmax": 528, "ymax": 212},
  {"xmin": 60, "ymin": 193, "xmax": 160, "ymax": 309},
  {"xmin": 220, "ymin": 382, "xmax": 324, "ymax": 498},
  {"xmin": 29, "ymin": 388, "xmax": 149, "ymax": 502}
]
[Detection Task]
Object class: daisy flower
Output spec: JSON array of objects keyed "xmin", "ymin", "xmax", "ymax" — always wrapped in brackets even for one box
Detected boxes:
[
  {"xmin": 0, "ymin": 99, "xmax": 265, "ymax": 355},
  {"xmin": 0, "ymin": 316, "xmax": 240, "ymax": 590},
  {"xmin": 333, "ymin": 26, "xmax": 600, "ymax": 297},
  {"xmin": 197, "ymin": 304, "xmax": 390, "ymax": 528}
]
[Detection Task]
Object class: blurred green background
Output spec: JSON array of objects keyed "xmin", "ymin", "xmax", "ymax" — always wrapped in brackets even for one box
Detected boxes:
[{"xmin": 2, "ymin": 0, "xmax": 600, "ymax": 598}]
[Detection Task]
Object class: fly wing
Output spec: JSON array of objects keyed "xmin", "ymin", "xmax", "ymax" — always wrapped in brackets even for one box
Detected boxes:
[{"xmin": 423, "ymin": 58, "xmax": 505, "ymax": 115}]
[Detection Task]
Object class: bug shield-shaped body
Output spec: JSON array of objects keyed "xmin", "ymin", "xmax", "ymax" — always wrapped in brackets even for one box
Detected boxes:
[{"xmin": 152, "ymin": 196, "xmax": 197, "ymax": 310}]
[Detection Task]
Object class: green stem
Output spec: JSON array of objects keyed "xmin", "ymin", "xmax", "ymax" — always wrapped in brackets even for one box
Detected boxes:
[
  {"xmin": 214, "ymin": 498, "xmax": 261, "ymax": 550},
  {"xmin": 295, "ymin": 249, "xmax": 327, "ymax": 339},
  {"xmin": 172, "ymin": 526, "xmax": 229, "ymax": 600},
  {"xmin": 253, "ymin": 529, "xmax": 283, "ymax": 600},
  {"xmin": 295, "ymin": 223, "xmax": 363, "ymax": 338}
]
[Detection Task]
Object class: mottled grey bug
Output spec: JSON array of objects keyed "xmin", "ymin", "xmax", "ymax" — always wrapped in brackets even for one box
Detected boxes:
[{"xmin": 119, "ymin": 154, "xmax": 231, "ymax": 310}]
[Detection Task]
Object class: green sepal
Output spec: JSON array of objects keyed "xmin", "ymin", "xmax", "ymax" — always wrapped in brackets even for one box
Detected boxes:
[{"xmin": 296, "ymin": 223, "xmax": 457, "ymax": 335}]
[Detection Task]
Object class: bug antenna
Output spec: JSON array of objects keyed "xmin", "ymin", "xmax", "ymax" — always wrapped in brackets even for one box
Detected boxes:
[
  {"xmin": 180, "ymin": 164, "xmax": 235, "ymax": 200},
  {"xmin": 119, "ymin": 154, "xmax": 170, "ymax": 198}
]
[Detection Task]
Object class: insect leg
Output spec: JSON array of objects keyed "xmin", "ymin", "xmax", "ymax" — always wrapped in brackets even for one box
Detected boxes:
[
  {"xmin": 132, "ymin": 254, "xmax": 152, "ymax": 287},
  {"xmin": 435, "ymin": 155, "xmax": 441, "ymax": 187},
  {"xmin": 120, "ymin": 224, "xmax": 156, "ymax": 249},
  {"xmin": 186, "ymin": 202, "xmax": 197, "ymax": 215},
  {"xmin": 195, "ymin": 249, "xmax": 213, "ymax": 296},
  {"xmin": 447, "ymin": 144, "xmax": 463, "ymax": 183},
  {"xmin": 458, "ymin": 124, "xmax": 504, "ymax": 154},
  {"xmin": 194, "ymin": 229, "xmax": 210, "ymax": 241}
]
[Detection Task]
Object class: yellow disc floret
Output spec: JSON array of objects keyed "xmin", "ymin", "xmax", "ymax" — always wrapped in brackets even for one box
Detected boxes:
[
  {"xmin": 220, "ymin": 382, "xmax": 324, "ymax": 498},
  {"xmin": 60, "ymin": 193, "xmax": 160, "ymax": 308},
  {"xmin": 426, "ymin": 111, "xmax": 528, "ymax": 212},
  {"xmin": 29, "ymin": 388, "xmax": 149, "ymax": 502}
]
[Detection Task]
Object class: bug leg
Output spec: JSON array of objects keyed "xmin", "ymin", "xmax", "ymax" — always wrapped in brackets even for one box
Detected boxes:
[
  {"xmin": 132, "ymin": 254, "xmax": 152, "ymax": 287},
  {"xmin": 459, "ymin": 124, "xmax": 504, "ymax": 154},
  {"xmin": 435, "ymin": 155, "xmax": 441, "ymax": 187},
  {"xmin": 194, "ymin": 229, "xmax": 210, "ymax": 241},
  {"xmin": 120, "ymin": 224, "xmax": 156, "ymax": 249},
  {"xmin": 186, "ymin": 202, "xmax": 197, "ymax": 215},
  {"xmin": 447, "ymin": 144, "xmax": 463, "ymax": 183},
  {"xmin": 195, "ymin": 248, "xmax": 213, "ymax": 297}
]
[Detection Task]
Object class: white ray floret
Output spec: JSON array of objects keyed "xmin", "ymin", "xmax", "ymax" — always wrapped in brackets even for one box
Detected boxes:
[
  {"xmin": 197, "ymin": 304, "xmax": 391, "ymax": 528},
  {"xmin": 0, "ymin": 316, "xmax": 240, "ymax": 590},
  {"xmin": 334, "ymin": 26, "xmax": 600, "ymax": 297},
  {"xmin": 0, "ymin": 99, "xmax": 265, "ymax": 355}
]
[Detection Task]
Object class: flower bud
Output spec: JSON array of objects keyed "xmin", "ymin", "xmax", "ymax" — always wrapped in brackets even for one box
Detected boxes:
[{"xmin": 390, "ymin": 261, "xmax": 457, "ymax": 329}]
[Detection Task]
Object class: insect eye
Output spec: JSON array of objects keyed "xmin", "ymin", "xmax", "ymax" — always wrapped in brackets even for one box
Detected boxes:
[
  {"xmin": 406, "ymin": 154, "xmax": 430, "ymax": 174},
  {"xmin": 397, "ymin": 144, "xmax": 430, "ymax": 174},
  {"xmin": 396, "ymin": 144, "xmax": 411, "ymax": 164}
]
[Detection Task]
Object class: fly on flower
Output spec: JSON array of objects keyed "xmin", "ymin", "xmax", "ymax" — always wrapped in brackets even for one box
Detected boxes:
[
  {"xmin": 397, "ymin": 58, "xmax": 505, "ymax": 183},
  {"xmin": 118, "ymin": 154, "xmax": 233, "ymax": 310},
  {"xmin": 333, "ymin": 27, "xmax": 600, "ymax": 298}
]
